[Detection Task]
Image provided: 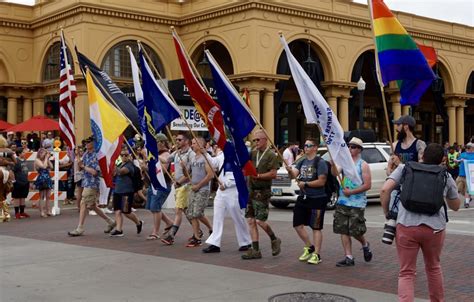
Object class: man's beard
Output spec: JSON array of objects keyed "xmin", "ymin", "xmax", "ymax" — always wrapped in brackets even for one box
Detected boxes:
[{"xmin": 396, "ymin": 128, "xmax": 407, "ymax": 141}]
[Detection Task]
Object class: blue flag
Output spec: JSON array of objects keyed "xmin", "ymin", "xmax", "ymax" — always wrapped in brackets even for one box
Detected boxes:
[
  {"xmin": 223, "ymin": 141, "xmax": 249, "ymax": 209},
  {"xmin": 206, "ymin": 50, "xmax": 257, "ymax": 177},
  {"xmin": 139, "ymin": 51, "xmax": 181, "ymax": 133}
]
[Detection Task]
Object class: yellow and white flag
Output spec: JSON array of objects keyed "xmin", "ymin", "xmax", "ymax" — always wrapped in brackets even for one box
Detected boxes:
[{"xmin": 86, "ymin": 69, "xmax": 129, "ymax": 187}]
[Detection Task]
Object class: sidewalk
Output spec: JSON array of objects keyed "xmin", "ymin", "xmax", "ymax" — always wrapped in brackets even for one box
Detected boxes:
[{"xmin": 1, "ymin": 208, "xmax": 471, "ymax": 301}]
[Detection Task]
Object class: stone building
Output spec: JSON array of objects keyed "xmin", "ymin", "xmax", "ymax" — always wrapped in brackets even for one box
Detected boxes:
[{"xmin": 1, "ymin": 0, "xmax": 473, "ymax": 145}]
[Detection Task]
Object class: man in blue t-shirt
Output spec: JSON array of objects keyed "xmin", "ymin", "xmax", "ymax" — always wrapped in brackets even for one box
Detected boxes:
[
  {"xmin": 455, "ymin": 142, "xmax": 474, "ymax": 208},
  {"xmin": 68, "ymin": 136, "xmax": 115, "ymax": 237},
  {"xmin": 286, "ymin": 137, "xmax": 327, "ymax": 265}
]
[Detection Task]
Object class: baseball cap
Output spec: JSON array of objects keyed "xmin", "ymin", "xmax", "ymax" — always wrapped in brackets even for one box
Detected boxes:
[
  {"xmin": 155, "ymin": 133, "xmax": 168, "ymax": 142},
  {"xmin": 393, "ymin": 115, "xmax": 416, "ymax": 127},
  {"xmin": 84, "ymin": 136, "xmax": 94, "ymax": 143}
]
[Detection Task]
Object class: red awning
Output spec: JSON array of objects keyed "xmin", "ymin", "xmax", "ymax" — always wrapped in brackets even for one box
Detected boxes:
[
  {"xmin": 6, "ymin": 115, "xmax": 59, "ymax": 132},
  {"xmin": 0, "ymin": 120, "xmax": 14, "ymax": 131}
]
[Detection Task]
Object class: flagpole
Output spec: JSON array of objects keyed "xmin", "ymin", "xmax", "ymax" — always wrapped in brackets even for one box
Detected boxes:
[
  {"xmin": 367, "ymin": 0, "xmax": 394, "ymax": 152},
  {"xmin": 204, "ymin": 49, "xmax": 290, "ymax": 169},
  {"xmin": 138, "ymin": 41, "xmax": 223, "ymax": 185}
]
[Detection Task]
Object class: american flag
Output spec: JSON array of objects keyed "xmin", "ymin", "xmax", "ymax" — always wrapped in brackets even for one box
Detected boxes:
[{"xmin": 59, "ymin": 30, "xmax": 77, "ymax": 150}]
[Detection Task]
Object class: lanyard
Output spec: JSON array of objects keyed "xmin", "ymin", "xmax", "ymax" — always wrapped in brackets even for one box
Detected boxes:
[{"xmin": 256, "ymin": 147, "xmax": 269, "ymax": 168}]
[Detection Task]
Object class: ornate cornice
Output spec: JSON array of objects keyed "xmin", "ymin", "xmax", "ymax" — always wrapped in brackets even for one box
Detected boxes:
[{"xmin": 0, "ymin": 1, "xmax": 472, "ymax": 48}]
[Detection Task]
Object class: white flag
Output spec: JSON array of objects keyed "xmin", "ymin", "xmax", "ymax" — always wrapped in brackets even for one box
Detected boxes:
[
  {"xmin": 129, "ymin": 47, "xmax": 167, "ymax": 192},
  {"xmin": 279, "ymin": 35, "xmax": 362, "ymax": 185}
]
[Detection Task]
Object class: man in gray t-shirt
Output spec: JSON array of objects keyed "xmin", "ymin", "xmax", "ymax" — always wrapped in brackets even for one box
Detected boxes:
[
  {"xmin": 286, "ymin": 137, "xmax": 327, "ymax": 265},
  {"xmin": 185, "ymin": 136, "xmax": 214, "ymax": 247},
  {"xmin": 380, "ymin": 143, "xmax": 460, "ymax": 301}
]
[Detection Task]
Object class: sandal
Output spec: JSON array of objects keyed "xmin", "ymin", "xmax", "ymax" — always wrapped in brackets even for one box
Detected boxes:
[{"xmin": 147, "ymin": 234, "xmax": 159, "ymax": 240}]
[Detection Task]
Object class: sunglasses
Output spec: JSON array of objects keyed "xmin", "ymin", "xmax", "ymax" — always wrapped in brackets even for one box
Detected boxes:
[
  {"xmin": 120, "ymin": 153, "xmax": 129, "ymax": 156},
  {"xmin": 349, "ymin": 145, "xmax": 361, "ymax": 149},
  {"xmin": 304, "ymin": 144, "xmax": 315, "ymax": 148},
  {"xmin": 253, "ymin": 138, "xmax": 265, "ymax": 142},
  {"xmin": 176, "ymin": 138, "xmax": 183, "ymax": 142}
]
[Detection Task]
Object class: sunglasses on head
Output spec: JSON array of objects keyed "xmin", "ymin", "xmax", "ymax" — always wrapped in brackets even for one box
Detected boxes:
[{"xmin": 304, "ymin": 144, "xmax": 315, "ymax": 148}]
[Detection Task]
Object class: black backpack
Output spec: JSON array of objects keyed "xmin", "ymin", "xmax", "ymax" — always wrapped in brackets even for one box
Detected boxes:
[
  {"xmin": 313, "ymin": 157, "xmax": 340, "ymax": 199},
  {"xmin": 127, "ymin": 163, "xmax": 144, "ymax": 193},
  {"xmin": 400, "ymin": 161, "xmax": 448, "ymax": 216}
]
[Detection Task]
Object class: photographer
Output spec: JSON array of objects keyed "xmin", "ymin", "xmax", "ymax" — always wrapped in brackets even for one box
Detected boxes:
[{"xmin": 380, "ymin": 143, "xmax": 460, "ymax": 302}]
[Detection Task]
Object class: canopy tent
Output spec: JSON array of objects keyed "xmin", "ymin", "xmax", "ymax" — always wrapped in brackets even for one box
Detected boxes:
[
  {"xmin": 5, "ymin": 115, "xmax": 59, "ymax": 132},
  {"xmin": 0, "ymin": 120, "xmax": 14, "ymax": 131}
]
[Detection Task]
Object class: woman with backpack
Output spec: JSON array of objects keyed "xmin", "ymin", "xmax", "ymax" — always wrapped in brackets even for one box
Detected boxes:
[
  {"xmin": 109, "ymin": 148, "xmax": 144, "ymax": 237},
  {"xmin": 380, "ymin": 143, "xmax": 460, "ymax": 302}
]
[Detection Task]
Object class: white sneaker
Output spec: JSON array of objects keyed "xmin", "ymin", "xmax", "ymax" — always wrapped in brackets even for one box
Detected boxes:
[
  {"xmin": 89, "ymin": 210, "xmax": 97, "ymax": 216},
  {"xmin": 102, "ymin": 208, "xmax": 114, "ymax": 214}
]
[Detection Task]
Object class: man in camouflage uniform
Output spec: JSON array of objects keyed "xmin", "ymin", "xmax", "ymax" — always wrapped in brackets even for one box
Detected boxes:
[{"xmin": 242, "ymin": 129, "xmax": 281, "ymax": 260}]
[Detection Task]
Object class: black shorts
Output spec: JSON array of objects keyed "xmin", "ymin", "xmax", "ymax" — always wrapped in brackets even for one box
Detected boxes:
[
  {"xmin": 11, "ymin": 182, "xmax": 29, "ymax": 199},
  {"xmin": 113, "ymin": 192, "xmax": 134, "ymax": 214},
  {"xmin": 293, "ymin": 196, "xmax": 326, "ymax": 230}
]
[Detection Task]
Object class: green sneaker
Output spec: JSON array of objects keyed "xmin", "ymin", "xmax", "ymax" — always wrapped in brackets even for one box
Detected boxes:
[
  {"xmin": 307, "ymin": 253, "xmax": 322, "ymax": 265},
  {"xmin": 298, "ymin": 246, "xmax": 312, "ymax": 261}
]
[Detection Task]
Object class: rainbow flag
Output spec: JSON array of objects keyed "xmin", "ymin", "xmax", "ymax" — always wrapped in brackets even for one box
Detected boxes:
[{"xmin": 370, "ymin": 0, "xmax": 436, "ymax": 106}]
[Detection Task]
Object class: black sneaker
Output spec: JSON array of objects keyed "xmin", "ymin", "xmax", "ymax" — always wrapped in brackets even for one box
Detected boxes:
[
  {"xmin": 336, "ymin": 257, "xmax": 355, "ymax": 267},
  {"xmin": 362, "ymin": 242, "xmax": 373, "ymax": 262},
  {"xmin": 238, "ymin": 244, "xmax": 251, "ymax": 252},
  {"xmin": 202, "ymin": 245, "xmax": 220, "ymax": 253},
  {"xmin": 161, "ymin": 234, "xmax": 174, "ymax": 245},
  {"xmin": 136, "ymin": 220, "xmax": 144, "ymax": 234},
  {"xmin": 110, "ymin": 230, "xmax": 124, "ymax": 237}
]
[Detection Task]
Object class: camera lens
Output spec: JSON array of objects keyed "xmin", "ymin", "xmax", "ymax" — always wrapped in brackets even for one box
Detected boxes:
[{"xmin": 382, "ymin": 219, "xmax": 397, "ymax": 245}]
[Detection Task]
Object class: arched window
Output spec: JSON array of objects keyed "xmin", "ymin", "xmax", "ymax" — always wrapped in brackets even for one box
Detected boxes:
[
  {"xmin": 101, "ymin": 41, "xmax": 164, "ymax": 80},
  {"xmin": 42, "ymin": 42, "xmax": 74, "ymax": 82}
]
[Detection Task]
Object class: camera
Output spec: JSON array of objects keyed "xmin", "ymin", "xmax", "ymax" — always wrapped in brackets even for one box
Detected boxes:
[{"xmin": 382, "ymin": 210, "xmax": 398, "ymax": 245}]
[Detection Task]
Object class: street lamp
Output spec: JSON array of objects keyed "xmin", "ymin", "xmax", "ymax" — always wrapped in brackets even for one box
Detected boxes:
[{"xmin": 357, "ymin": 76, "xmax": 366, "ymax": 129}]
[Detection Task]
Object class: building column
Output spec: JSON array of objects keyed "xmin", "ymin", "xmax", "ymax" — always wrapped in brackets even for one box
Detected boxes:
[
  {"xmin": 456, "ymin": 105, "xmax": 465, "ymax": 145},
  {"xmin": 248, "ymin": 89, "xmax": 261, "ymax": 123},
  {"xmin": 23, "ymin": 98, "xmax": 32, "ymax": 121},
  {"xmin": 326, "ymin": 96, "xmax": 338, "ymax": 116},
  {"xmin": 33, "ymin": 98, "xmax": 44, "ymax": 116},
  {"xmin": 7, "ymin": 97, "xmax": 17, "ymax": 124},
  {"xmin": 446, "ymin": 105, "xmax": 456, "ymax": 144},
  {"xmin": 388, "ymin": 92, "xmax": 401, "ymax": 138},
  {"xmin": 338, "ymin": 96, "xmax": 349, "ymax": 131},
  {"xmin": 263, "ymin": 89, "xmax": 275, "ymax": 142},
  {"xmin": 401, "ymin": 105, "xmax": 410, "ymax": 116}
]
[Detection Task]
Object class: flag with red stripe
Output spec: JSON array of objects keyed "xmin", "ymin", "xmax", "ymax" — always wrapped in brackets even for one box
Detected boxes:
[
  {"xmin": 172, "ymin": 31, "xmax": 226, "ymax": 150},
  {"xmin": 59, "ymin": 31, "xmax": 77, "ymax": 150}
]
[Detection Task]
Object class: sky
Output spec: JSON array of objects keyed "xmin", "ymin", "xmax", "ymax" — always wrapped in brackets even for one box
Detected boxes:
[{"xmin": 4, "ymin": 0, "xmax": 474, "ymax": 26}]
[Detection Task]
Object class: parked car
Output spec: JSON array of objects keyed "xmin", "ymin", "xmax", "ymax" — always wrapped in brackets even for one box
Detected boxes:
[{"xmin": 270, "ymin": 143, "xmax": 391, "ymax": 209}]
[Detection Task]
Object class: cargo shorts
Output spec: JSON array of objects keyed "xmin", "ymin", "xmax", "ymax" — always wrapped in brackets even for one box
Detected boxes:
[
  {"xmin": 245, "ymin": 189, "xmax": 271, "ymax": 222},
  {"xmin": 333, "ymin": 204, "xmax": 367, "ymax": 237},
  {"xmin": 186, "ymin": 190, "xmax": 210, "ymax": 219},
  {"xmin": 81, "ymin": 188, "xmax": 99, "ymax": 209}
]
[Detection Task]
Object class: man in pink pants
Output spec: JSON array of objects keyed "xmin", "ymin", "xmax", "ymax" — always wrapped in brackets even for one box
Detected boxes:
[{"xmin": 380, "ymin": 143, "xmax": 460, "ymax": 301}]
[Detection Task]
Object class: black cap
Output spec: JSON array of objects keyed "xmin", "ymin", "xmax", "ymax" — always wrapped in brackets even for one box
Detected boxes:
[
  {"xmin": 393, "ymin": 115, "xmax": 416, "ymax": 127},
  {"xmin": 84, "ymin": 136, "xmax": 95, "ymax": 143}
]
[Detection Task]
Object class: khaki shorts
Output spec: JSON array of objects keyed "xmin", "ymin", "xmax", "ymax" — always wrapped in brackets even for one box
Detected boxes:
[
  {"xmin": 456, "ymin": 176, "xmax": 466, "ymax": 195},
  {"xmin": 245, "ymin": 189, "xmax": 271, "ymax": 222},
  {"xmin": 333, "ymin": 204, "xmax": 367, "ymax": 237},
  {"xmin": 175, "ymin": 184, "xmax": 190, "ymax": 209},
  {"xmin": 81, "ymin": 188, "xmax": 99, "ymax": 208}
]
